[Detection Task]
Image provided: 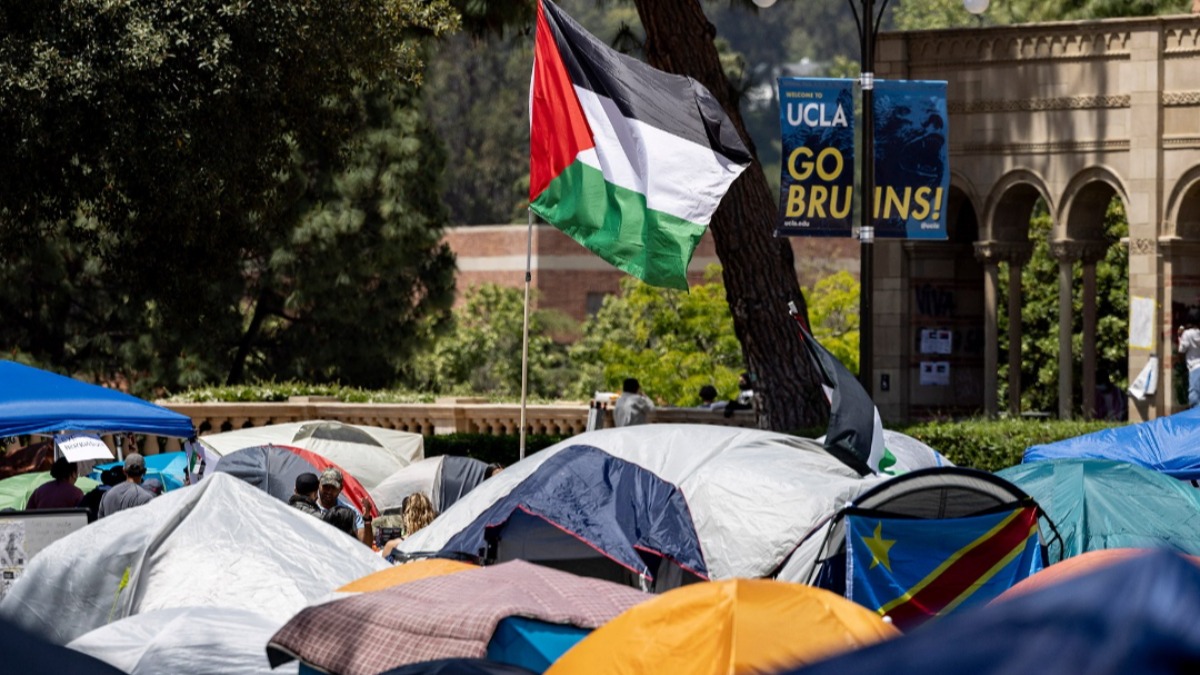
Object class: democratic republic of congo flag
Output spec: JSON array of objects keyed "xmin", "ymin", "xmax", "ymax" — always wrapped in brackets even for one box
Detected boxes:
[
  {"xmin": 530, "ymin": 0, "xmax": 752, "ymax": 290},
  {"xmin": 846, "ymin": 507, "xmax": 1043, "ymax": 631}
]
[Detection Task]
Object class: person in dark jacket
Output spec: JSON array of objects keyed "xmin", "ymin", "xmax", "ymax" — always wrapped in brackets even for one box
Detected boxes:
[
  {"xmin": 288, "ymin": 473, "xmax": 320, "ymax": 516},
  {"xmin": 79, "ymin": 467, "xmax": 125, "ymax": 522}
]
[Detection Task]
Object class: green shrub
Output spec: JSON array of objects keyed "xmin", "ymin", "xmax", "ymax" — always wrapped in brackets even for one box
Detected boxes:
[
  {"xmin": 895, "ymin": 418, "xmax": 1121, "ymax": 472},
  {"xmin": 423, "ymin": 433, "xmax": 569, "ymax": 467}
]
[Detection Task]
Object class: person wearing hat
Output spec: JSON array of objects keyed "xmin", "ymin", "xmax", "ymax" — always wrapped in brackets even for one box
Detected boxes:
[
  {"xmin": 26, "ymin": 457, "xmax": 84, "ymax": 510},
  {"xmin": 315, "ymin": 467, "xmax": 374, "ymax": 547},
  {"xmin": 98, "ymin": 453, "xmax": 155, "ymax": 519}
]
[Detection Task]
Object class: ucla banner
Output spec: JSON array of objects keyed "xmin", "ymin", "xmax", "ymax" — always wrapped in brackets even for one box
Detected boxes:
[
  {"xmin": 776, "ymin": 78, "xmax": 855, "ymax": 237},
  {"xmin": 845, "ymin": 507, "xmax": 1042, "ymax": 631},
  {"xmin": 873, "ymin": 80, "xmax": 950, "ymax": 239}
]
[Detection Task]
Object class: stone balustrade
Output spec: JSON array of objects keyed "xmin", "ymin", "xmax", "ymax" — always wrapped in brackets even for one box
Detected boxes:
[{"xmin": 4, "ymin": 399, "xmax": 757, "ymax": 456}]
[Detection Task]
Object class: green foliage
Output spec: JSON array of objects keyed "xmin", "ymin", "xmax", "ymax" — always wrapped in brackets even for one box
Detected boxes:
[
  {"xmin": 805, "ymin": 270, "xmax": 861, "ymax": 375},
  {"xmin": 897, "ymin": 418, "xmax": 1121, "ymax": 472},
  {"xmin": 168, "ymin": 382, "xmax": 436, "ymax": 404},
  {"xmin": 568, "ymin": 267, "xmax": 744, "ymax": 406},
  {"xmin": 997, "ymin": 198, "xmax": 1128, "ymax": 416},
  {"xmin": 410, "ymin": 284, "xmax": 576, "ymax": 398}
]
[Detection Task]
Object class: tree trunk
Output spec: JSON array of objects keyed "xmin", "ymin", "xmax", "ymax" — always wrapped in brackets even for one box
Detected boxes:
[{"xmin": 634, "ymin": 0, "xmax": 826, "ymax": 431}]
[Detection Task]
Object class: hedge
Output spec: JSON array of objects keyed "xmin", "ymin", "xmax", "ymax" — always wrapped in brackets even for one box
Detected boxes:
[{"xmin": 422, "ymin": 418, "xmax": 1122, "ymax": 473}]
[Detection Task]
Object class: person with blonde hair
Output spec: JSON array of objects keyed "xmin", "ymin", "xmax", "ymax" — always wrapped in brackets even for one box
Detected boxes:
[{"xmin": 379, "ymin": 492, "xmax": 440, "ymax": 560}]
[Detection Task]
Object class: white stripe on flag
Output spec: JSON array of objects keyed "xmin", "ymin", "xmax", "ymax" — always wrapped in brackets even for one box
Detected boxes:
[{"xmin": 574, "ymin": 86, "xmax": 747, "ymax": 226}]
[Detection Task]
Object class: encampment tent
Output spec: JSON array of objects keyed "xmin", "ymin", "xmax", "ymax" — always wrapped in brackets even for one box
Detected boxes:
[
  {"xmin": 198, "ymin": 421, "xmax": 422, "ymax": 489},
  {"xmin": 0, "ymin": 473, "xmax": 388, "ymax": 644},
  {"xmin": 0, "ymin": 471, "xmax": 98, "ymax": 511},
  {"xmin": 775, "ymin": 467, "xmax": 1042, "ymax": 630},
  {"xmin": 0, "ymin": 361, "xmax": 195, "ymax": 439},
  {"xmin": 399, "ymin": 425, "xmax": 888, "ymax": 590},
  {"xmin": 1023, "ymin": 408, "xmax": 1200, "ymax": 481},
  {"xmin": 997, "ymin": 458, "xmax": 1200, "ymax": 563},
  {"xmin": 212, "ymin": 444, "xmax": 376, "ymax": 517},
  {"xmin": 371, "ymin": 455, "xmax": 494, "ymax": 514}
]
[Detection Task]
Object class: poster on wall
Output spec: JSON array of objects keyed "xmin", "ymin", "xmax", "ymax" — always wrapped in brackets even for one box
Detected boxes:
[
  {"xmin": 1129, "ymin": 296, "xmax": 1155, "ymax": 349},
  {"xmin": 776, "ymin": 78, "xmax": 855, "ymax": 237},
  {"xmin": 873, "ymin": 80, "xmax": 950, "ymax": 239}
]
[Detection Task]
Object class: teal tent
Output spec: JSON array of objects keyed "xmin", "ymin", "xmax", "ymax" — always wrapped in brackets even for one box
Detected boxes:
[{"xmin": 998, "ymin": 458, "xmax": 1200, "ymax": 563}]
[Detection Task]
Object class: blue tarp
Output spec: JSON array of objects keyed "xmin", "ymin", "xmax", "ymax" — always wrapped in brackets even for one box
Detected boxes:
[
  {"xmin": 0, "ymin": 361, "xmax": 195, "ymax": 439},
  {"xmin": 441, "ymin": 445, "xmax": 707, "ymax": 584},
  {"xmin": 89, "ymin": 452, "xmax": 189, "ymax": 492},
  {"xmin": 1024, "ymin": 408, "xmax": 1200, "ymax": 480},
  {"xmin": 486, "ymin": 616, "xmax": 590, "ymax": 673},
  {"xmin": 782, "ymin": 549, "xmax": 1200, "ymax": 675}
]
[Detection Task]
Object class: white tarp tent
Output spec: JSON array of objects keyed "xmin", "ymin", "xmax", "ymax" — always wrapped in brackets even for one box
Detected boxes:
[
  {"xmin": 0, "ymin": 472, "xmax": 388, "ymax": 644},
  {"xmin": 198, "ymin": 420, "xmax": 424, "ymax": 489},
  {"xmin": 68, "ymin": 607, "xmax": 296, "ymax": 675},
  {"xmin": 399, "ymin": 424, "xmax": 892, "ymax": 580}
]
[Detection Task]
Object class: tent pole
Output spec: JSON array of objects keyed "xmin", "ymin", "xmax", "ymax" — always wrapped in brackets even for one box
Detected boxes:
[{"xmin": 519, "ymin": 209, "xmax": 534, "ymax": 461}]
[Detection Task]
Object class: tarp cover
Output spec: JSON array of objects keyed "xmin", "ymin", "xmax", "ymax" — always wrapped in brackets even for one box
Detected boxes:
[
  {"xmin": 199, "ymin": 421, "xmax": 423, "ymax": 489},
  {"xmin": 266, "ymin": 560, "xmax": 649, "ymax": 675},
  {"xmin": 0, "ymin": 361, "xmax": 195, "ymax": 438},
  {"xmin": 781, "ymin": 550, "xmax": 1200, "ymax": 675},
  {"xmin": 998, "ymin": 459, "xmax": 1200, "ymax": 563},
  {"xmin": 1023, "ymin": 408, "xmax": 1200, "ymax": 480},
  {"xmin": 0, "ymin": 472, "xmax": 388, "ymax": 644},
  {"xmin": 400, "ymin": 425, "xmax": 886, "ymax": 580},
  {"xmin": 67, "ymin": 607, "xmax": 297, "ymax": 675},
  {"xmin": 89, "ymin": 452, "xmax": 188, "ymax": 492},
  {"xmin": 443, "ymin": 445, "xmax": 706, "ymax": 583}
]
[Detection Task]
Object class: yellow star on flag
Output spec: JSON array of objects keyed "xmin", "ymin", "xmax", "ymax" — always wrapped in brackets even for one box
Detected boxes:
[{"xmin": 862, "ymin": 521, "xmax": 895, "ymax": 572}]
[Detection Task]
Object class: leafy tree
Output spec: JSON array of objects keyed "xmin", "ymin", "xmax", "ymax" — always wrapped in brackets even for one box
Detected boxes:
[
  {"xmin": 998, "ymin": 198, "xmax": 1128, "ymax": 416},
  {"xmin": 806, "ymin": 270, "xmax": 861, "ymax": 375},
  {"xmin": 0, "ymin": 0, "xmax": 458, "ymax": 392},
  {"xmin": 569, "ymin": 268, "xmax": 745, "ymax": 406},
  {"xmin": 893, "ymin": 0, "xmax": 1192, "ymax": 30},
  {"xmin": 413, "ymin": 284, "xmax": 576, "ymax": 398}
]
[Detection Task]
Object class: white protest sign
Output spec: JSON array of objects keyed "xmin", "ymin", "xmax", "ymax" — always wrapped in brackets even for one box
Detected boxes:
[{"xmin": 54, "ymin": 432, "xmax": 115, "ymax": 462}]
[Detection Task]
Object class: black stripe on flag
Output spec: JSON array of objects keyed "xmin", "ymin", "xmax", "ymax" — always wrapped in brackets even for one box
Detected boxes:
[
  {"xmin": 790, "ymin": 304, "xmax": 877, "ymax": 477},
  {"xmin": 540, "ymin": 0, "xmax": 752, "ymax": 166}
]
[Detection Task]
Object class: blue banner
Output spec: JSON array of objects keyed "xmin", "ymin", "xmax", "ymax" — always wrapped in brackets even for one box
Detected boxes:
[
  {"xmin": 873, "ymin": 80, "xmax": 950, "ymax": 239},
  {"xmin": 845, "ymin": 507, "xmax": 1042, "ymax": 631},
  {"xmin": 776, "ymin": 78, "xmax": 855, "ymax": 237}
]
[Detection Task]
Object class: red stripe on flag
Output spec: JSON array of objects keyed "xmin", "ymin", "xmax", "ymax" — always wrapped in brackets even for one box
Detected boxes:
[
  {"xmin": 529, "ymin": 0, "xmax": 595, "ymax": 201},
  {"xmin": 883, "ymin": 508, "xmax": 1039, "ymax": 629}
]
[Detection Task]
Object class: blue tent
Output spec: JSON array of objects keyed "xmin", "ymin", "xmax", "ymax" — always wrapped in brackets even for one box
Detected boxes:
[
  {"xmin": 0, "ymin": 361, "xmax": 194, "ymax": 438},
  {"xmin": 1024, "ymin": 408, "xmax": 1200, "ymax": 480},
  {"xmin": 88, "ymin": 452, "xmax": 189, "ymax": 492},
  {"xmin": 441, "ymin": 444, "xmax": 707, "ymax": 592},
  {"xmin": 780, "ymin": 549, "xmax": 1200, "ymax": 675}
]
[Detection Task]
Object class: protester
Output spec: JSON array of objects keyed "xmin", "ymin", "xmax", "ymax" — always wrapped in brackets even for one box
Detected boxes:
[
  {"xmin": 288, "ymin": 473, "xmax": 321, "ymax": 516},
  {"xmin": 614, "ymin": 377, "xmax": 654, "ymax": 427},
  {"xmin": 315, "ymin": 467, "xmax": 374, "ymax": 547},
  {"xmin": 1178, "ymin": 308, "xmax": 1200, "ymax": 408},
  {"xmin": 26, "ymin": 457, "xmax": 84, "ymax": 510},
  {"xmin": 380, "ymin": 492, "xmax": 440, "ymax": 560},
  {"xmin": 723, "ymin": 372, "xmax": 756, "ymax": 417},
  {"xmin": 79, "ymin": 466, "xmax": 124, "ymax": 521},
  {"xmin": 697, "ymin": 384, "xmax": 727, "ymax": 410},
  {"xmin": 98, "ymin": 453, "xmax": 155, "ymax": 518},
  {"xmin": 485, "ymin": 463, "xmax": 504, "ymax": 479}
]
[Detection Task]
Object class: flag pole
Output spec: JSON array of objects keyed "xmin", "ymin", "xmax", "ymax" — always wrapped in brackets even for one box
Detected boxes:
[{"xmin": 519, "ymin": 208, "xmax": 534, "ymax": 461}]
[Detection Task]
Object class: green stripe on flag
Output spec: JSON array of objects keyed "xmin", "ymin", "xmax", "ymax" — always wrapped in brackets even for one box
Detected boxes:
[{"xmin": 531, "ymin": 159, "xmax": 707, "ymax": 290}]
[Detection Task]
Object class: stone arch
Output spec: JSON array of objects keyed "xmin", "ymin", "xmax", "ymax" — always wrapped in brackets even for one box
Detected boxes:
[
  {"xmin": 1167, "ymin": 165, "xmax": 1200, "ymax": 240},
  {"xmin": 1056, "ymin": 165, "xmax": 1129, "ymax": 241},
  {"xmin": 983, "ymin": 169, "xmax": 1053, "ymax": 243},
  {"xmin": 947, "ymin": 171, "xmax": 982, "ymax": 244}
]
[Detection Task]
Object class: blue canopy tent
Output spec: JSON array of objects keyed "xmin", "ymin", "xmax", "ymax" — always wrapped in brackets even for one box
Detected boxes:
[
  {"xmin": 0, "ymin": 361, "xmax": 195, "ymax": 439},
  {"xmin": 1024, "ymin": 408, "xmax": 1200, "ymax": 481}
]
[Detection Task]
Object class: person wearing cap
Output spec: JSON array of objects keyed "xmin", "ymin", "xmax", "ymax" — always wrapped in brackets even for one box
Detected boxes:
[
  {"xmin": 315, "ymin": 467, "xmax": 374, "ymax": 547},
  {"xmin": 98, "ymin": 453, "xmax": 155, "ymax": 519},
  {"xmin": 289, "ymin": 473, "xmax": 321, "ymax": 516},
  {"xmin": 26, "ymin": 457, "xmax": 84, "ymax": 510}
]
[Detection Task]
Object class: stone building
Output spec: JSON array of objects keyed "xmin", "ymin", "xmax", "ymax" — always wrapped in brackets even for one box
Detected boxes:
[{"xmin": 873, "ymin": 14, "xmax": 1200, "ymax": 422}]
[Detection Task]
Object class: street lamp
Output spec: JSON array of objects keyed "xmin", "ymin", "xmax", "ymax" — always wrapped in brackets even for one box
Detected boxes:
[{"xmin": 852, "ymin": 0, "xmax": 987, "ymax": 394}]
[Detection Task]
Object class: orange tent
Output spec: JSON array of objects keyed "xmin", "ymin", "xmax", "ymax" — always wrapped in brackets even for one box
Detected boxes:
[
  {"xmin": 994, "ymin": 548, "xmax": 1200, "ymax": 601},
  {"xmin": 546, "ymin": 579, "xmax": 897, "ymax": 675},
  {"xmin": 337, "ymin": 558, "xmax": 476, "ymax": 593}
]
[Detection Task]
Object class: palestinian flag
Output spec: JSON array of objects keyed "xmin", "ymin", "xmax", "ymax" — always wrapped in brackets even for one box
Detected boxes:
[
  {"xmin": 530, "ymin": 0, "xmax": 752, "ymax": 290},
  {"xmin": 790, "ymin": 305, "xmax": 886, "ymax": 475}
]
